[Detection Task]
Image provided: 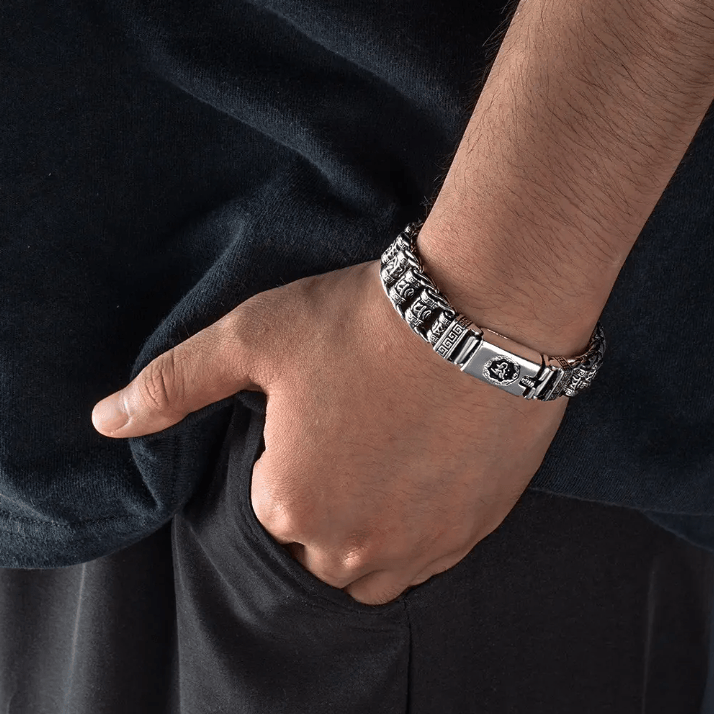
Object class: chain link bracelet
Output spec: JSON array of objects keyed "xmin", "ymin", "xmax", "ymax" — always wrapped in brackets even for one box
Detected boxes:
[{"xmin": 379, "ymin": 221, "xmax": 606, "ymax": 401}]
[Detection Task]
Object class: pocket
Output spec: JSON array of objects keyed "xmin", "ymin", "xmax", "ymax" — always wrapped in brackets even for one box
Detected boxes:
[
  {"xmin": 235, "ymin": 390, "xmax": 414, "ymax": 615},
  {"xmin": 171, "ymin": 390, "xmax": 410, "ymax": 714}
]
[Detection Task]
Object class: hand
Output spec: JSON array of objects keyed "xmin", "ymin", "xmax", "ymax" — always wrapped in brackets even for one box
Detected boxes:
[{"xmin": 91, "ymin": 259, "xmax": 568, "ymax": 605}]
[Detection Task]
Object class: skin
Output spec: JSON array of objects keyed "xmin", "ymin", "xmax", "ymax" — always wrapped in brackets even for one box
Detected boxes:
[
  {"xmin": 93, "ymin": 259, "xmax": 567, "ymax": 604},
  {"xmin": 93, "ymin": 0, "xmax": 714, "ymax": 605},
  {"xmin": 418, "ymin": 0, "xmax": 714, "ymax": 356}
]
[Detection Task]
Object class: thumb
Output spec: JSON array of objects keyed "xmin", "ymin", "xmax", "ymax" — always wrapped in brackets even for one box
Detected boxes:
[{"xmin": 91, "ymin": 313, "xmax": 262, "ymax": 438}]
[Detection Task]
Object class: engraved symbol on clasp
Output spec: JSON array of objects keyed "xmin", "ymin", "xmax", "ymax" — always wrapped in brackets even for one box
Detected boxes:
[{"xmin": 483, "ymin": 356, "xmax": 520, "ymax": 386}]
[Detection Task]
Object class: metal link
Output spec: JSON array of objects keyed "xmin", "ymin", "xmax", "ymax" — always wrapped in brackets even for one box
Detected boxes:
[
  {"xmin": 426, "ymin": 309, "xmax": 457, "ymax": 345},
  {"xmin": 404, "ymin": 287, "xmax": 443, "ymax": 341}
]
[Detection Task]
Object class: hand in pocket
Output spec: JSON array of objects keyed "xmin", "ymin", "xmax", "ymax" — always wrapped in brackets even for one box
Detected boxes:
[{"xmin": 91, "ymin": 259, "xmax": 568, "ymax": 605}]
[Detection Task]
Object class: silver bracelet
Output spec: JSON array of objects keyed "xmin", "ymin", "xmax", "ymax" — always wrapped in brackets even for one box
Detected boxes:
[{"xmin": 379, "ymin": 221, "xmax": 606, "ymax": 401}]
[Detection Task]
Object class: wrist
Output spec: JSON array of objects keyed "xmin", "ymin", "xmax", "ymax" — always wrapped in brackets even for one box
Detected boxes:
[{"xmin": 415, "ymin": 215, "xmax": 608, "ymax": 357}]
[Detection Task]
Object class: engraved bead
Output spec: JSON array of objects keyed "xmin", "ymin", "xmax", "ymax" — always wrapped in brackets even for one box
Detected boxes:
[
  {"xmin": 380, "ymin": 252, "xmax": 407, "ymax": 287},
  {"xmin": 388, "ymin": 268, "xmax": 420, "ymax": 307},
  {"xmin": 426, "ymin": 311, "xmax": 454, "ymax": 345},
  {"xmin": 403, "ymin": 288, "xmax": 445, "ymax": 339}
]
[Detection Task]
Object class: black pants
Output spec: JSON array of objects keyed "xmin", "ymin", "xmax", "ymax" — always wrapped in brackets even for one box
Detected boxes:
[{"xmin": 1, "ymin": 391, "xmax": 712, "ymax": 714}]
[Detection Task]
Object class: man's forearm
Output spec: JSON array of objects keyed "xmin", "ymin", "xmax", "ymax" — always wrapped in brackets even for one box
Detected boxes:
[{"xmin": 417, "ymin": 0, "xmax": 714, "ymax": 356}]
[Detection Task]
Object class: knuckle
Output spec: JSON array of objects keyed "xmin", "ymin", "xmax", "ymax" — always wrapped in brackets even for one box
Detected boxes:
[
  {"xmin": 251, "ymin": 491, "xmax": 296, "ymax": 538},
  {"xmin": 227, "ymin": 296, "xmax": 272, "ymax": 350},
  {"xmin": 251, "ymin": 460, "xmax": 305, "ymax": 539},
  {"xmin": 336, "ymin": 536, "xmax": 387, "ymax": 573},
  {"xmin": 279, "ymin": 508, "xmax": 311, "ymax": 540},
  {"xmin": 263, "ymin": 505, "xmax": 314, "ymax": 547},
  {"xmin": 249, "ymin": 493, "xmax": 275, "ymax": 528},
  {"xmin": 312, "ymin": 548, "xmax": 373, "ymax": 588},
  {"xmin": 311, "ymin": 560, "xmax": 354, "ymax": 589},
  {"xmin": 139, "ymin": 353, "xmax": 182, "ymax": 415},
  {"xmin": 223, "ymin": 296, "xmax": 280, "ymax": 385},
  {"xmin": 337, "ymin": 546, "xmax": 374, "ymax": 574}
]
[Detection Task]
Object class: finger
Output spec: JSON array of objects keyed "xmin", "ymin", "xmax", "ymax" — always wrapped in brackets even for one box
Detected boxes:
[
  {"xmin": 91, "ymin": 312, "xmax": 262, "ymax": 438},
  {"xmin": 342, "ymin": 567, "xmax": 417, "ymax": 606},
  {"xmin": 286, "ymin": 542, "xmax": 375, "ymax": 590},
  {"xmin": 343, "ymin": 545, "xmax": 475, "ymax": 605}
]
